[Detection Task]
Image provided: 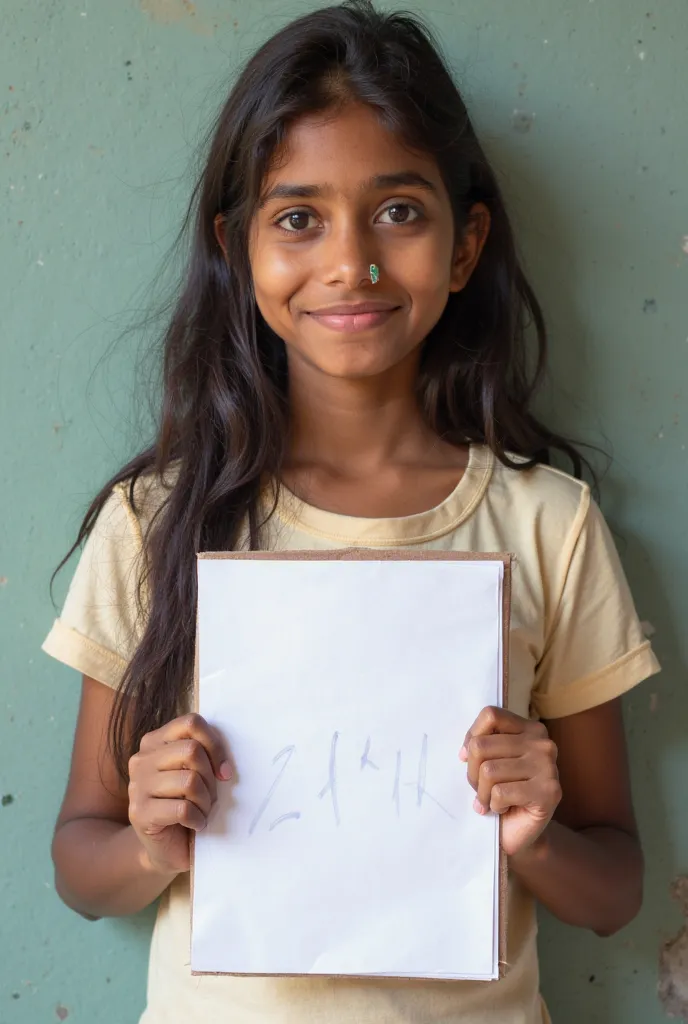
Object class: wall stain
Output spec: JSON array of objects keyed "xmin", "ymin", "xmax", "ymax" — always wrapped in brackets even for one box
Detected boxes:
[
  {"xmin": 2, "ymin": 793, "xmax": 14, "ymax": 806},
  {"xmin": 139, "ymin": 0, "xmax": 214, "ymax": 35},
  {"xmin": 643, "ymin": 298, "xmax": 658, "ymax": 313},
  {"xmin": 55, "ymin": 1006, "xmax": 69, "ymax": 1021},
  {"xmin": 659, "ymin": 877, "xmax": 688, "ymax": 1019},
  {"xmin": 512, "ymin": 109, "xmax": 535, "ymax": 134}
]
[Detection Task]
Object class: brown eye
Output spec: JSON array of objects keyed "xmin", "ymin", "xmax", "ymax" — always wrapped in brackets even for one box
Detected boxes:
[
  {"xmin": 276, "ymin": 210, "xmax": 316, "ymax": 233},
  {"xmin": 377, "ymin": 204, "xmax": 422, "ymax": 226}
]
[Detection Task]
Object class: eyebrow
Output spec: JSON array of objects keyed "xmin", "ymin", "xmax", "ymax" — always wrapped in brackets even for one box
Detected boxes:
[{"xmin": 258, "ymin": 171, "xmax": 437, "ymax": 209}]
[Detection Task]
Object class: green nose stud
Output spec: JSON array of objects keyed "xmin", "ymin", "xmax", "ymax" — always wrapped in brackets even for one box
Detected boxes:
[{"xmin": 369, "ymin": 264, "xmax": 380, "ymax": 285}]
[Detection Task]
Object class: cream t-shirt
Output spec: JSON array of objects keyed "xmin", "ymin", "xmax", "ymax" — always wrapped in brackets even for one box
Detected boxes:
[{"xmin": 43, "ymin": 445, "xmax": 659, "ymax": 1024}]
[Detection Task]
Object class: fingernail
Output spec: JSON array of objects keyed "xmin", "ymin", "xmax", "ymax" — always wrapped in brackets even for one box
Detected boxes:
[
  {"xmin": 459, "ymin": 745, "xmax": 467, "ymax": 762},
  {"xmin": 219, "ymin": 761, "xmax": 232, "ymax": 781},
  {"xmin": 473, "ymin": 797, "xmax": 485, "ymax": 815}
]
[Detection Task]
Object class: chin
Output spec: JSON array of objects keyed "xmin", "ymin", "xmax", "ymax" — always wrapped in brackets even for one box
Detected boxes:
[
  {"xmin": 300, "ymin": 337, "xmax": 416, "ymax": 381},
  {"xmin": 313, "ymin": 354, "xmax": 400, "ymax": 380}
]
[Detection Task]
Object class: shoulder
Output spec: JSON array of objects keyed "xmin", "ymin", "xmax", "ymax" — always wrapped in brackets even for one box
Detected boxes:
[
  {"xmin": 106, "ymin": 463, "xmax": 179, "ymax": 545},
  {"xmin": 486, "ymin": 452, "xmax": 591, "ymax": 547}
]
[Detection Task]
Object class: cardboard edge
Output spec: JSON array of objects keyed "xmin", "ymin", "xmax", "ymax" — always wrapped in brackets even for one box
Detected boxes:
[{"xmin": 498, "ymin": 555, "xmax": 512, "ymax": 979}]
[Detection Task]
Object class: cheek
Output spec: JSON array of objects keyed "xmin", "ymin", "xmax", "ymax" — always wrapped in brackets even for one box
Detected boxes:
[
  {"xmin": 387, "ymin": 233, "xmax": 454, "ymax": 310},
  {"xmin": 252, "ymin": 243, "xmax": 302, "ymax": 304},
  {"xmin": 387, "ymin": 235, "xmax": 456, "ymax": 327}
]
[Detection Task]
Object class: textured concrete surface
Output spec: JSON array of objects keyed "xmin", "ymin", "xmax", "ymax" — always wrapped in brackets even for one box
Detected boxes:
[{"xmin": 1, "ymin": 1, "xmax": 686, "ymax": 1020}]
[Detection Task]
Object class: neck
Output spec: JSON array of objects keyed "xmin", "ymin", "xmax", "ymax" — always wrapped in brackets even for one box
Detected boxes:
[{"xmin": 286, "ymin": 351, "xmax": 435, "ymax": 477}]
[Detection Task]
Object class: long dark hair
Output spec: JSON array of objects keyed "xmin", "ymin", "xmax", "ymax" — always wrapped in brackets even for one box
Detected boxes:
[{"xmin": 57, "ymin": 0, "xmax": 587, "ymax": 778}]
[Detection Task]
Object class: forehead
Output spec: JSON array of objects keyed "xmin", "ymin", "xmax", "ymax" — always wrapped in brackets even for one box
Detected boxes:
[{"xmin": 265, "ymin": 103, "xmax": 442, "ymax": 189}]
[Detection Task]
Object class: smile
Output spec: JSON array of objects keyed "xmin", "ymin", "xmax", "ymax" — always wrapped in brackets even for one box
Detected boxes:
[{"xmin": 306, "ymin": 307, "xmax": 401, "ymax": 333}]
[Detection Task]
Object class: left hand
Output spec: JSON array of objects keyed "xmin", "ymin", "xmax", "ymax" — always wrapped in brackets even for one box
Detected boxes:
[{"xmin": 460, "ymin": 707, "xmax": 562, "ymax": 857}]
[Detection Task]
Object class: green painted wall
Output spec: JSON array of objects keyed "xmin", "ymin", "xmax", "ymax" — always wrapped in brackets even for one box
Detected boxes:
[{"xmin": 1, "ymin": 1, "xmax": 686, "ymax": 1020}]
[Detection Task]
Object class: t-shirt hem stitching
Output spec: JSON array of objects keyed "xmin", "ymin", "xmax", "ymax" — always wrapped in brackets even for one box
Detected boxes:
[
  {"xmin": 532, "ymin": 641, "xmax": 659, "ymax": 718},
  {"xmin": 43, "ymin": 618, "xmax": 128, "ymax": 669}
]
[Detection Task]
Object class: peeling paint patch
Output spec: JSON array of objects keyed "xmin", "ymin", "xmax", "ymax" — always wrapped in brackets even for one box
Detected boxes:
[{"xmin": 659, "ymin": 877, "xmax": 688, "ymax": 1019}]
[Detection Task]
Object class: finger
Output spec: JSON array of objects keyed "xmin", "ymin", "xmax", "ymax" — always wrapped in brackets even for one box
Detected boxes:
[
  {"xmin": 151, "ymin": 739, "xmax": 218, "ymax": 802},
  {"xmin": 465, "ymin": 734, "xmax": 532, "ymax": 790},
  {"xmin": 133, "ymin": 794, "xmax": 207, "ymax": 835},
  {"xmin": 462, "ymin": 708, "xmax": 550, "ymax": 760},
  {"xmin": 140, "ymin": 714, "xmax": 231, "ymax": 781},
  {"xmin": 476, "ymin": 757, "xmax": 530, "ymax": 810},
  {"xmin": 130, "ymin": 739, "xmax": 218, "ymax": 803},
  {"xmin": 147, "ymin": 770, "xmax": 214, "ymax": 818},
  {"xmin": 461, "ymin": 706, "xmax": 526, "ymax": 752},
  {"xmin": 489, "ymin": 778, "xmax": 561, "ymax": 815}
]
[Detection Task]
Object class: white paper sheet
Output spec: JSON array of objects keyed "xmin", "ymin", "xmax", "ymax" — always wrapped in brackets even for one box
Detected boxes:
[{"xmin": 192, "ymin": 557, "xmax": 504, "ymax": 980}]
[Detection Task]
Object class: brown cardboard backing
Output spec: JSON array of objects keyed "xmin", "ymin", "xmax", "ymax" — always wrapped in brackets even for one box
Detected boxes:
[{"xmin": 191, "ymin": 548, "xmax": 512, "ymax": 981}]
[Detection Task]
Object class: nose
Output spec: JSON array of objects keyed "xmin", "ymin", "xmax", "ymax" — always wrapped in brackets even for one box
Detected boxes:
[{"xmin": 320, "ymin": 220, "xmax": 375, "ymax": 290}]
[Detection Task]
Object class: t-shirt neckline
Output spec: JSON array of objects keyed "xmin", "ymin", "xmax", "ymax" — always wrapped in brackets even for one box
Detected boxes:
[{"xmin": 273, "ymin": 444, "xmax": 494, "ymax": 546}]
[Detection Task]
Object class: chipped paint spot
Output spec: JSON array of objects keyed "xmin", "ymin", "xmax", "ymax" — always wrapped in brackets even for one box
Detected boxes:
[
  {"xmin": 659, "ymin": 877, "xmax": 688, "ymax": 1018},
  {"xmin": 55, "ymin": 1006, "xmax": 69, "ymax": 1021},
  {"xmin": 511, "ymin": 109, "xmax": 535, "ymax": 133},
  {"xmin": 649, "ymin": 692, "xmax": 658, "ymax": 713},
  {"xmin": 641, "ymin": 620, "xmax": 656, "ymax": 638},
  {"xmin": 643, "ymin": 298, "xmax": 657, "ymax": 313}
]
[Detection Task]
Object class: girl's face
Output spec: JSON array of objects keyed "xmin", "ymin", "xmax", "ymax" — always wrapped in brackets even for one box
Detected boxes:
[{"xmin": 247, "ymin": 102, "xmax": 488, "ymax": 381}]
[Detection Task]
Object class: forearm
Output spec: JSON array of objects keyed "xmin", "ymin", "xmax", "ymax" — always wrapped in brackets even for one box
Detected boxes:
[
  {"xmin": 52, "ymin": 818, "xmax": 179, "ymax": 919},
  {"xmin": 510, "ymin": 820, "xmax": 643, "ymax": 935}
]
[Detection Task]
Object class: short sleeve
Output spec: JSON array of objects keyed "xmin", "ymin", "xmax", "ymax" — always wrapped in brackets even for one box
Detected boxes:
[
  {"xmin": 531, "ymin": 492, "xmax": 660, "ymax": 719},
  {"xmin": 42, "ymin": 483, "xmax": 146, "ymax": 689}
]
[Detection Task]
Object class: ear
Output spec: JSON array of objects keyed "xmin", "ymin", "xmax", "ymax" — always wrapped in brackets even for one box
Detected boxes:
[
  {"xmin": 449, "ymin": 203, "xmax": 491, "ymax": 293},
  {"xmin": 213, "ymin": 213, "xmax": 229, "ymax": 260}
]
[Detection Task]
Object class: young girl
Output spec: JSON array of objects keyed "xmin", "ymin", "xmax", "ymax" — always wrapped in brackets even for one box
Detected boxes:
[{"xmin": 44, "ymin": 2, "xmax": 660, "ymax": 1021}]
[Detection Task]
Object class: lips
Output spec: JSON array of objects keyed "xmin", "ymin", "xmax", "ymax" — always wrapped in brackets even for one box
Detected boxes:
[
  {"xmin": 306, "ymin": 301, "xmax": 401, "ymax": 334},
  {"xmin": 308, "ymin": 302, "xmax": 399, "ymax": 315}
]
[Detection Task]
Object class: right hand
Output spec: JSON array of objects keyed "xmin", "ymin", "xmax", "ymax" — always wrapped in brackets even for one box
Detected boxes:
[{"xmin": 128, "ymin": 713, "xmax": 231, "ymax": 874}]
